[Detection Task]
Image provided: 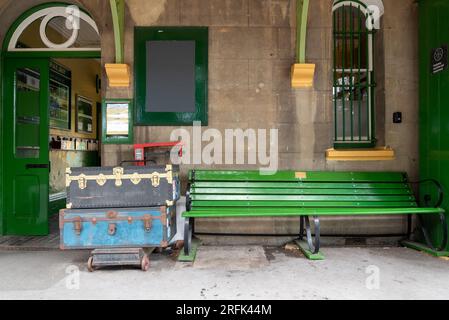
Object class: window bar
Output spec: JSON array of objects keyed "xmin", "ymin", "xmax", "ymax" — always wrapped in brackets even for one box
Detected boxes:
[
  {"xmin": 358, "ymin": 5, "xmax": 362, "ymax": 141},
  {"xmin": 350, "ymin": 4, "xmax": 354, "ymax": 142},
  {"xmin": 342, "ymin": 5, "xmax": 346, "ymax": 142},
  {"xmin": 333, "ymin": 8, "xmax": 337, "ymax": 142},
  {"xmin": 371, "ymin": 30, "xmax": 376, "ymax": 144},
  {"xmin": 366, "ymin": 14, "xmax": 371, "ymax": 142}
]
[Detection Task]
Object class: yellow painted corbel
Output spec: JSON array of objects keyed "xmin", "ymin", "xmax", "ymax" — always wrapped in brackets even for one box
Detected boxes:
[
  {"xmin": 291, "ymin": 0, "xmax": 315, "ymax": 88},
  {"xmin": 105, "ymin": 63, "xmax": 130, "ymax": 87},
  {"xmin": 106, "ymin": 0, "xmax": 130, "ymax": 88}
]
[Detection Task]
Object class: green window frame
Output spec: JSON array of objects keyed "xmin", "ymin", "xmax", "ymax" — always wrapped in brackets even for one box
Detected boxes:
[
  {"xmin": 332, "ymin": 0, "xmax": 377, "ymax": 149},
  {"xmin": 101, "ymin": 99, "xmax": 134, "ymax": 144},
  {"xmin": 134, "ymin": 27, "xmax": 208, "ymax": 126}
]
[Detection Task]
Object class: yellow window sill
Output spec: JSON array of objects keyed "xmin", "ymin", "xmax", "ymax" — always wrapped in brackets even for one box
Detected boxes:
[{"xmin": 326, "ymin": 147, "xmax": 395, "ymax": 161}]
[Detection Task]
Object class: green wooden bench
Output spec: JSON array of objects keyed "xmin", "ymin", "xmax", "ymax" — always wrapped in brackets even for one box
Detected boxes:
[{"xmin": 182, "ymin": 170, "xmax": 447, "ymax": 260}]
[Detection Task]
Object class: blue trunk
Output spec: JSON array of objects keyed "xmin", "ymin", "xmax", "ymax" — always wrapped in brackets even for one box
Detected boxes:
[{"xmin": 60, "ymin": 206, "xmax": 176, "ymax": 249}]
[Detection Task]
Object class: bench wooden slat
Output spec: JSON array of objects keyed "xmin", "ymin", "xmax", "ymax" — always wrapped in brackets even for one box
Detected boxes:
[
  {"xmin": 190, "ymin": 170, "xmax": 407, "ymax": 182},
  {"xmin": 191, "ymin": 187, "xmax": 412, "ymax": 196},
  {"xmin": 191, "ymin": 200, "xmax": 418, "ymax": 208},
  {"xmin": 183, "ymin": 207, "xmax": 444, "ymax": 218},
  {"xmin": 190, "ymin": 194, "xmax": 415, "ymax": 202},
  {"xmin": 192, "ymin": 181, "xmax": 410, "ymax": 189}
]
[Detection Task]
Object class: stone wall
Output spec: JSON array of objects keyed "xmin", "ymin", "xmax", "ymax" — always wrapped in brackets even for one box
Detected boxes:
[{"xmin": 0, "ymin": 0, "xmax": 420, "ymax": 236}]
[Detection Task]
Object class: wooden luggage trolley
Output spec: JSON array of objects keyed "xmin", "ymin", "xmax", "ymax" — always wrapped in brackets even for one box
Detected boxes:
[{"xmin": 182, "ymin": 170, "xmax": 448, "ymax": 260}]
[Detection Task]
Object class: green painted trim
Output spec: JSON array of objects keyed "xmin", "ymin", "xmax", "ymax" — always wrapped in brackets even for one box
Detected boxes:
[
  {"xmin": 178, "ymin": 238, "xmax": 200, "ymax": 262},
  {"xmin": 109, "ymin": 0, "xmax": 125, "ymax": 64},
  {"xmin": 2, "ymin": 2, "xmax": 96, "ymax": 53},
  {"xmin": 295, "ymin": 240, "xmax": 325, "ymax": 260},
  {"xmin": 3, "ymin": 51, "xmax": 101, "ymax": 59},
  {"xmin": 296, "ymin": 0, "xmax": 309, "ymax": 64},
  {"xmin": 102, "ymin": 99, "xmax": 134, "ymax": 144},
  {"xmin": 333, "ymin": 141, "xmax": 377, "ymax": 149},
  {"xmin": 134, "ymin": 27, "xmax": 209, "ymax": 126},
  {"xmin": 0, "ymin": 53, "xmax": 3, "ymax": 235},
  {"xmin": 402, "ymin": 241, "xmax": 449, "ymax": 257},
  {"xmin": 333, "ymin": 0, "xmax": 369, "ymax": 10}
]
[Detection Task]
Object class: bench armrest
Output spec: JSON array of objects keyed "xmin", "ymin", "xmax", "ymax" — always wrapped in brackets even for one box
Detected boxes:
[
  {"xmin": 411, "ymin": 179, "xmax": 444, "ymax": 208},
  {"xmin": 186, "ymin": 183, "xmax": 192, "ymax": 211}
]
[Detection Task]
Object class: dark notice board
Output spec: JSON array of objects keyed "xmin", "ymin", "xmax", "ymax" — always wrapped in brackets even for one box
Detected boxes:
[
  {"xmin": 146, "ymin": 41, "xmax": 196, "ymax": 113},
  {"xmin": 134, "ymin": 27, "xmax": 208, "ymax": 126}
]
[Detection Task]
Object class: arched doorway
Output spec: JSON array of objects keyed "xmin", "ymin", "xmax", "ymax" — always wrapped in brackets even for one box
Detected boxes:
[{"xmin": 1, "ymin": 2, "xmax": 101, "ymax": 235}]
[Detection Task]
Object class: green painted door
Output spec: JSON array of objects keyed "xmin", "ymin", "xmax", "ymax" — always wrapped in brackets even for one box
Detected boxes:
[
  {"xmin": 419, "ymin": 0, "xmax": 449, "ymax": 251},
  {"xmin": 3, "ymin": 58, "xmax": 49, "ymax": 235}
]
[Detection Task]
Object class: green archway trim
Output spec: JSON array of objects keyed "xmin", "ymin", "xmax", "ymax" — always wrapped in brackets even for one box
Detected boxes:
[
  {"xmin": 109, "ymin": 0, "xmax": 125, "ymax": 64},
  {"xmin": 296, "ymin": 0, "xmax": 309, "ymax": 64},
  {"xmin": 1, "ymin": 1, "xmax": 99, "ymax": 55}
]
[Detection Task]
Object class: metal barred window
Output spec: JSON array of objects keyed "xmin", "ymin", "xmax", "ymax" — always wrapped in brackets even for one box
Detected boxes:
[{"xmin": 332, "ymin": 0, "xmax": 376, "ymax": 148}]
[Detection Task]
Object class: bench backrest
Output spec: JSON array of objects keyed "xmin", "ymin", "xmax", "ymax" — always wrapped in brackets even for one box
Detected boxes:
[{"xmin": 188, "ymin": 170, "xmax": 418, "ymax": 209}]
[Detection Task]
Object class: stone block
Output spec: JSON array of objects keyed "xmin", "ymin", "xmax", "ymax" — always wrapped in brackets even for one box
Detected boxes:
[
  {"xmin": 277, "ymin": 27, "xmax": 295, "ymax": 59},
  {"xmin": 180, "ymin": 0, "xmax": 249, "ymax": 26},
  {"xmin": 209, "ymin": 59, "xmax": 249, "ymax": 90},
  {"xmin": 249, "ymin": 0, "xmax": 294, "ymax": 27}
]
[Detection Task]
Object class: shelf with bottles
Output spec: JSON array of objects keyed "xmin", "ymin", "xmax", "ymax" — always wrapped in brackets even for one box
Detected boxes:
[{"xmin": 49, "ymin": 135, "xmax": 99, "ymax": 152}]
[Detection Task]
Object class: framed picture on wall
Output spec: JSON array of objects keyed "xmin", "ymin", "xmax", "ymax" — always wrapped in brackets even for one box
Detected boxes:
[
  {"xmin": 76, "ymin": 95, "xmax": 94, "ymax": 134},
  {"xmin": 49, "ymin": 60, "xmax": 71, "ymax": 130},
  {"xmin": 102, "ymin": 99, "xmax": 133, "ymax": 144}
]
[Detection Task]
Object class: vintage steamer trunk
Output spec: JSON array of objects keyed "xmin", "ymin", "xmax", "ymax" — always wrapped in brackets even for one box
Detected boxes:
[
  {"xmin": 66, "ymin": 165, "xmax": 180, "ymax": 209},
  {"xmin": 59, "ymin": 206, "xmax": 176, "ymax": 249}
]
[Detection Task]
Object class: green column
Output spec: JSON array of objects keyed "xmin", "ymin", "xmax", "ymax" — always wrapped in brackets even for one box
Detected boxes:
[
  {"xmin": 110, "ymin": 0, "xmax": 125, "ymax": 64},
  {"xmin": 296, "ymin": 0, "xmax": 309, "ymax": 64}
]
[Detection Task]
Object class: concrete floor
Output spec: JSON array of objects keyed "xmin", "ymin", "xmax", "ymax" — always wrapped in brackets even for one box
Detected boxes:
[{"xmin": 0, "ymin": 245, "xmax": 447, "ymax": 300}]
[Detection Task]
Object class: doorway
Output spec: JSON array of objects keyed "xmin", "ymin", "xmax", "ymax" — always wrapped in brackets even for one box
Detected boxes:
[{"xmin": 1, "ymin": 3, "xmax": 101, "ymax": 235}]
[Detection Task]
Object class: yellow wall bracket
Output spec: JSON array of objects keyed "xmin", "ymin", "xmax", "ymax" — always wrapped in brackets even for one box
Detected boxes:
[
  {"xmin": 106, "ymin": 0, "xmax": 130, "ymax": 88},
  {"xmin": 291, "ymin": 63, "xmax": 315, "ymax": 88},
  {"xmin": 292, "ymin": 0, "xmax": 315, "ymax": 88},
  {"xmin": 105, "ymin": 63, "xmax": 130, "ymax": 87}
]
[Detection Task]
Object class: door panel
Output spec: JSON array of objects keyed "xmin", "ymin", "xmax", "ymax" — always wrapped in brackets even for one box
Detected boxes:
[
  {"xmin": 4, "ymin": 59, "xmax": 49, "ymax": 235},
  {"xmin": 13, "ymin": 175, "xmax": 40, "ymax": 218},
  {"xmin": 419, "ymin": 0, "xmax": 449, "ymax": 250}
]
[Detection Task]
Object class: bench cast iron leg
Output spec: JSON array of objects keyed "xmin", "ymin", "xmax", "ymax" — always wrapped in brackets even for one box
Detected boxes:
[
  {"xmin": 184, "ymin": 217, "xmax": 193, "ymax": 256},
  {"xmin": 418, "ymin": 212, "xmax": 448, "ymax": 252},
  {"xmin": 301, "ymin": 215, "xmax": 320, "ymax": 254},
  {"xmin": 299, "ymin": 216, "xmax": 305, "ymax": 240}
]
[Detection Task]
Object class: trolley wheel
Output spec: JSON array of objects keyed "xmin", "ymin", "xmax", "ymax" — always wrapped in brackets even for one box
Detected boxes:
[
  {"xmin": 141, "ymin": 254, "xmax": 150, "ymax": 271},
  {"xmin": 87, "ymin": 256, "xmax": 94, "ymax": 272}
]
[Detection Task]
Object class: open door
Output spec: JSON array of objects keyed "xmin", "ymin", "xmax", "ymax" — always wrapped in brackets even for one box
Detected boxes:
[
  {"xmin": 3, "ymin": 58, "xmax": 49, "ymax": 235},
  {"xmin": 419, "ymin": 0, "xmax": 449, "ymax": 251}
]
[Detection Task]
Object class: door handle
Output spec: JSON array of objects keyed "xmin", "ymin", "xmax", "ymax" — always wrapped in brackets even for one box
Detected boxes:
[{"xmin": 26, "ymin": 164, "xmax": 49, "ymax": 169}]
